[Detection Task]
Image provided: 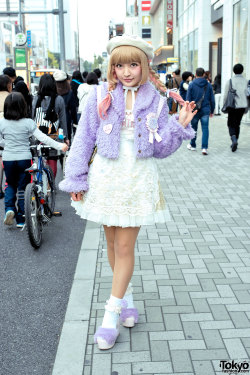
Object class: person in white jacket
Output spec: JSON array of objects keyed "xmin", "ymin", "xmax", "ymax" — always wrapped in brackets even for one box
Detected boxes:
[
  {"xmin": 0, "ymin": 92, "xmax": 68, "ymax": 228},
  {"xmin": 77, "ymin": 72, "xmax": 99, "ymax": 116}
]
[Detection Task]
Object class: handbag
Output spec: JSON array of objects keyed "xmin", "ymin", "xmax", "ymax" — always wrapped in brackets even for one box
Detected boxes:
[{"xmin": 221, "ymin": 79, "xmax": 237, "ymax": 113}]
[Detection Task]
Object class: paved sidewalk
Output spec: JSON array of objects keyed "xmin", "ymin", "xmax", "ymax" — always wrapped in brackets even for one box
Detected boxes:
[{"xmin": 54, "ymin": 115, "xmax": 250, "ymax": 375}]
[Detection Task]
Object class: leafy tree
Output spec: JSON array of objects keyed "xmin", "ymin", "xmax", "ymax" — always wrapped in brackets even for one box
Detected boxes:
[
  {"xmin": 47, "ymin": 50, "xmax": 59, "ymax": 68},
  {"xmin": 93, "ymin": 55, "xmax": 104, "ymax": 69}
]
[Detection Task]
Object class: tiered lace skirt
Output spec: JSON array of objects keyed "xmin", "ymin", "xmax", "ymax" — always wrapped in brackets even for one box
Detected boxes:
[{"xmin": 71, "ymin": 128, "xmax": 171, "ymax": 227}]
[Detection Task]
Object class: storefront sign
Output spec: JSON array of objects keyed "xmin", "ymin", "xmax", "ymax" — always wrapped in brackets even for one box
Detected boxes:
[
  {"xmin": 167, "ymin": 57, "xmax": 178, "ymax": 63},
  {"xmin": 15, "ymin": 33, "xmax": 26, "ymax": 46},
  {"xmin": 15, "ymin": 48, "xmax": 26, "ymax": 68},
  {"xmin": 141, "ymin": 0, "xmax": 151, "ymax": 11},
  {"xmin": 167, "ymin": 0, "xmax": 173, "ymax": 29},
  {"xmin": 142, "ymin": 16, "xmax": 151, "ymax": 26},
  {"xmin": 26, "ymin": 30, "xmax": 31, "ymax": 48}
]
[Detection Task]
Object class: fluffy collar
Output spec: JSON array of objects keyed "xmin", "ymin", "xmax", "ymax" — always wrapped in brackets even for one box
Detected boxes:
[{"xmin": 110, "ymin": 81, "xmax": 157, "ymax": 119}]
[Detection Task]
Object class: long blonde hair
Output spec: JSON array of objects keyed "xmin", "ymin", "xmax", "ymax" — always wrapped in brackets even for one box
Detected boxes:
[{"xmin": 98, "ymin": 45, "xmax": 184, "ymax": 119}]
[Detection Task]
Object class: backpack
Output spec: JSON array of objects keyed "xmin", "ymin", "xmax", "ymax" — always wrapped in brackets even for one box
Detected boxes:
[{"xmin": 34, "ymin": 95, "xmax": 59, "ymax": 137}]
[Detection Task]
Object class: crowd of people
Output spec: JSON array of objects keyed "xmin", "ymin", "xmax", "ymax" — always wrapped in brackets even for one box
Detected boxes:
[
  {"xmin": 0, "ymin": 66, "xmax": 103, "ymax": 228},
  {"xmin": 166, "ymin": 64, "xmax": 250, "ymax": 155}
]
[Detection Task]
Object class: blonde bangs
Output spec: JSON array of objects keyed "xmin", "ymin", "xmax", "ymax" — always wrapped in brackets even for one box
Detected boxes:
[{"xmin": 107, "ymin": 45, "xmax": 149, "ymax": 86}]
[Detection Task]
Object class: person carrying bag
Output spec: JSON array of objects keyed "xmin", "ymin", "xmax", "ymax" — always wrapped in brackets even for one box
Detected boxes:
[
  {"xmin": 222, "ymin": 64, "xmax": 248, "ymax": 152},
  {"xmin": 221, "ymin": 79, "xmax": 236, "ymax": 114}
]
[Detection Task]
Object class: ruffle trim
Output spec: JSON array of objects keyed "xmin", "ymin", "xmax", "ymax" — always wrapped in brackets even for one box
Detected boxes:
[{"xmin": 71, "ymin": 200, "xmax": 171, "ymax": 227}]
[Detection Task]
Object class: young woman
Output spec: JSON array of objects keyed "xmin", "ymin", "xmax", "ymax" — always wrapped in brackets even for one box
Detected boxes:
[
  {"xmin": 32, "ymin": 74, "xmax": 68, "ymax": 177},
  {"xmin": 13, "ymin": 80, "xmax": 33, "ymax": 118},
  {"xmin": 77, "ymin": 72, "xmax": 99, "ymax": 115},
  {"xmin": 0, "ymin": 92, "xmax": 68, "ymax": 228},
  {"xmin": 59, "ymin": 35, "xmax": 197, "ymax": 350},
  {"xmin": 54, "ymin": 69, "xmax": 78, "ymax": 144}
]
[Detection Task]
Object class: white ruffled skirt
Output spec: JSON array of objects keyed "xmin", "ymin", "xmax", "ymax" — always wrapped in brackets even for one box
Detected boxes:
[{"xmin": 71, "ymin": 128, "xmax": 171, "ymax": 227}]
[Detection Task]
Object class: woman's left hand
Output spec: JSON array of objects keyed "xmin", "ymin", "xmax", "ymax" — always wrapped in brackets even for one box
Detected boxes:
[{"xmin": 178, "ymin": 101, "xmax": 197, "ymax": 128}]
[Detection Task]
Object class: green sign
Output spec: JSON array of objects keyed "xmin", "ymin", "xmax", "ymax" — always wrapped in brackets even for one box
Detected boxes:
[{"xmin": 15, "ymin": 48, "xmax": 26, "ymax": 68}]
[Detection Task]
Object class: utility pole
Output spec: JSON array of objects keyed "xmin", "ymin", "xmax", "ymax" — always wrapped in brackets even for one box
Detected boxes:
[
  {"xmin": 58, "ymin": 0, "xmax": 66, "ymax": 71},
  {"xmin": 76, "ymin": 0, "xmax": 80, "ymax": 70},
  {"xmin": 18, "ymin": 0, "xmax": 23, "ymax": 32}
]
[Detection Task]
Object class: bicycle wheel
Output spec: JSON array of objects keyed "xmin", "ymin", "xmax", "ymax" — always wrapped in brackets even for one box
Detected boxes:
[
  {"xmin": 25, "ymin": 183, "xmax": 42, "ymax": 249},
  {"xmin": 45, "ymin": 165, "xmax": 56, "ymax": 217}
]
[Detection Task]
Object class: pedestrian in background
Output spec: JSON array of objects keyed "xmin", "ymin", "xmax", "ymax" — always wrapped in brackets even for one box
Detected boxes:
[
  {"xmin": 54, "ymin": 69, "xmax": 78, "ymax": 144},
  {"xmin": 60, "ymin": 34, "xmax": 195, "ymax": 351},
  {"xmin": 82, "ymin": 71, "xmax": 88, "ymax": 83},
  {"xmin": 223, "ymin": 63, "xmax": 249, "ymax": 152},
  {"xmin": 32, "ymin": 74, "xmax": 68, "ymax": 177},
  {"xmin": 167, "ymin": 69, "xmax": 182, "ymax": 114},
  {"xmin": 93, "ymin": 68, "xmax": 103, "ymax": 85},
  {"xmin": 0, "ymin": 74, "xmax": 12, "ymax": 199},
  {"xmin": 2, "ymin": 67, "xmax": 24, "ymax": 89},
  {"xmin": 179, "ymin": 71, "xmax": 193, "ymax": 101},
  {"xmin": 213, "ymin": 73, "xmax": 221, "ymax": 115},
  {"xmin": 70, "ymin": 71, "xmax": 83, "ymax": 118},
  {"xmin": 187, "ymin": 67, "xmax": 215, "ymax": 155},
  {"xmin": 13, "ymin": 81, "xmax": 33, "ymax": 118},
  {"xmin": 77, "ymin": 72, "xmax": 98, "ymax": 116},
  {"xmin": 0, "ymin": 92, "xmax": 68, "ymax": 228},
  {"xmin": 205, "ymin": 70, "xmax": 212, "ymax": 83}
]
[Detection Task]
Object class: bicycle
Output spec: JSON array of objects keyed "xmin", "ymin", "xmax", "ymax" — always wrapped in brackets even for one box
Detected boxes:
[{"xmin": 24, "ymin": 144, "xmax": 60, "ymax": 249}]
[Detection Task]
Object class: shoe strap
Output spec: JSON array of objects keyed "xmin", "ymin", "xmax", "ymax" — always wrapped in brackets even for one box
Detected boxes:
[{"xmin": 105, "ymin": 300, "xmax": 122, "ymax": 314}]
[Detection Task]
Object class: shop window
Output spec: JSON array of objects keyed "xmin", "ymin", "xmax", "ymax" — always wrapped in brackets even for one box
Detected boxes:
[{"xmin": 232, "ymin": 0, "xmax": 248, "ymax": 74}]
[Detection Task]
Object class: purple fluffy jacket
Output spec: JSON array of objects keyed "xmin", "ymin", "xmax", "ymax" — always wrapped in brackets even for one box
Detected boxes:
[{"xmin": 59, "ymin": 81, "xmax": 195, "ymax": 193}]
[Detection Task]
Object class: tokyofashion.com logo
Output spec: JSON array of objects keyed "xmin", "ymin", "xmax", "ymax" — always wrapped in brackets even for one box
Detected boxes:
[{"xmin": 220, "ymin": 360, "xmax": 250, "ymax": 373}]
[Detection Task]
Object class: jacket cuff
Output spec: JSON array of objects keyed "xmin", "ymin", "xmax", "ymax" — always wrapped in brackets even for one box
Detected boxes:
[
  {"xmin": 169, "ymin": 114, "xmax": 196, "ymax": 140},
  {"xmin": 59, "ymin": 175, "xmax": 89, "ymax": 193}
]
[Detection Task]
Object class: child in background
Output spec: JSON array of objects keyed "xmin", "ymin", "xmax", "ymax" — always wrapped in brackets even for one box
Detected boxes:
[{"xmin": 0, "ymin": 92, "xmax": 68, "ymax": 228}]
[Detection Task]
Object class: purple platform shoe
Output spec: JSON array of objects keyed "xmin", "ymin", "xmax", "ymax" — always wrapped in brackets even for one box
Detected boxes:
[
  {"xmin": 94, "ymin": 301, "xmax": 121, "ymax": 350},
  {"xmin": 120, "ymin": 299, "xmax": 139, "ymax": 328}
]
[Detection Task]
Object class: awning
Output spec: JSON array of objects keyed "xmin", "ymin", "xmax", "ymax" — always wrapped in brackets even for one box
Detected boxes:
[{"xmin": 152, "ymin": 46, "xmax": 174, "ymax": 65}]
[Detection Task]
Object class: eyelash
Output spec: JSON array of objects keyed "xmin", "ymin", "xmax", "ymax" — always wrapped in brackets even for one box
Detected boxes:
[{"xmin": 116, "ymin": 63, "xmax": 139, "ymax": 68}]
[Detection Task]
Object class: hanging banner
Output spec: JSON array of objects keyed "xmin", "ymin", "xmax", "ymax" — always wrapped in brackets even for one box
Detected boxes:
[{"xmin": 167, "ymin": 0, "xmax": 173, "ymax": 29}]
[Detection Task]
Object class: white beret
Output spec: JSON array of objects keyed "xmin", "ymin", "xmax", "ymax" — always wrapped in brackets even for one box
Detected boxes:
[
  {"xmin": 107, "ymin": 34, "xmax": 154, "ymax": 60},
  {"xmin": 53, "ymin": 69, "xmax": 67, "ymax": 82}
]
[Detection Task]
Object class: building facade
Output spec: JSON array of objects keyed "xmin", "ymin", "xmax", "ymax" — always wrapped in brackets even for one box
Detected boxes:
[
  {"xmin": 177, "ymin": 0, "xmax": 249, "ymax": 123},
  {"xmin": 0, "ymin": 0, "xmax": 79, "ymax": 72}
]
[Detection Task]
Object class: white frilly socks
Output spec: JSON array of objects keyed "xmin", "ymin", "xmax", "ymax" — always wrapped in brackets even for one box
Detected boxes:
[
  {"xmin": 123, "ymin": 282, "xmax": 135, "ymax": 309},
  {"xmin": 101, "ymin": 295, "xmax": 122, "ymax": 329}
]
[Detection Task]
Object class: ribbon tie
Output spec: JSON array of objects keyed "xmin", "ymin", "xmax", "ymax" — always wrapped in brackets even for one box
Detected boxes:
[{"xmin": 146, "ymin": 112, "xmax": 162, "ymax": 144}]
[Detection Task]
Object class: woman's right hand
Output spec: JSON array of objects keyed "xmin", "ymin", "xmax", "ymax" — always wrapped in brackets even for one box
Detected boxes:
[
  {"xmin": 70, "ymin": 192, "xmax": 83, "ymax": 201},
  {"xmin": 61, "ymin": 143, "xmax": 69, "ymax": 152}
]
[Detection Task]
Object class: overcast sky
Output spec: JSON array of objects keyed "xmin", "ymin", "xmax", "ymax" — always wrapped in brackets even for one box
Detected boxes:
[{"xmin": 78, "ymin": 0, "xmax": 126, "ymax": 61}]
